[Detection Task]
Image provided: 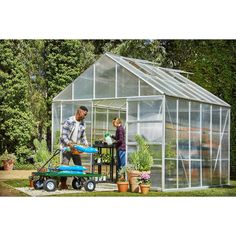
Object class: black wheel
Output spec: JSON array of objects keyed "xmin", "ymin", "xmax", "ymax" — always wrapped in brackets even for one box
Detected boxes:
[
  {"xmin": 33, "ymin": 179, "xmax": 44, "ymax": 190},
  {"xmin": 84, "ymin": 180, "xmax": 96, "ymax": 192},
  {"xmin": 43, "ymin": 179, "xmax": 57, "ymax": 192},
  {"xmin": 72, "ymin": 178, "xmax": 82, "ymax": 190}
]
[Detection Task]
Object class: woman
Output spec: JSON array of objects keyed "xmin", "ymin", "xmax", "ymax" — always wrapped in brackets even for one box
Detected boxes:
[{"xmin": 111, "ymin": 117, "xmax": 126, "ymax": 170}]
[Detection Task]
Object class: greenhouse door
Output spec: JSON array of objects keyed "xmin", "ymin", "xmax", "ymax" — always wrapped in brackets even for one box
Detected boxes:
[{"xmin": 126, "ymin": 97, "xmax": 164, "ymax": 189}]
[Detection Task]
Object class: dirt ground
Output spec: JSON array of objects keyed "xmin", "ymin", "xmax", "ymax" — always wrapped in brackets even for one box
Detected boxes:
[{"xmin": 0, "ymin": 170, "xmax": 36, "ymax": 180}]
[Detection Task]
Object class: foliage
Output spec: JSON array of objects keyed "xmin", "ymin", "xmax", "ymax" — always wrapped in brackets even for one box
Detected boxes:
[
  {"xmin": 129, "ymin": 135, "xmax": 153, "ymax": 171},
  {"xmin": 0, "ymin": 150, "xmax": 16, "ymax": 161},
  {"xmin": 137, "ymin": 172, "xmax": 151, "ymax": 185},
  {"xmin": 0, "ymin": 40, "xmax": 37, "ymax": 158},
  {"xmin": 117, "ymin": 166, "xmax": 128, "ymax": 182},
  {"xmin": 33, "ymin": 138, "xmax": 51, "ymax": 163}
]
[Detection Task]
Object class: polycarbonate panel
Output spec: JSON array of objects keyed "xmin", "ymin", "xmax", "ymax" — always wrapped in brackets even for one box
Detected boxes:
[
  {"xmin": 127, "ymin": 123, "xmax": 137, "ymax": 142},
  {"xmin": 178, "ymin": 131, "xmax": 189, "ymax": 160},
  {"xmin": 128, "ymin": 101, "xmax": 138, "ymax": 121},
  {"xmin": 117, "ymin": 64, "xmax": 138, "ymax": 97},
  {"xmin": 120, "ymin": 111, "xmax": 126, "ymax": 125},
  {"xmin": 165, "ymin": 97, "xmax": 177, "ymax": 159},
  {"xmin": 221, "ymin": 160, "xmax": 229, "ymax": 184},
  {"xmin": 191, "ymin": 161, "xmax": 201, "ymax": 187},
  {"xmin": 74, "ymin": 67, "xmax": 93, "ymax": 99},
  {"xmin": 62, "ymin": 102, "xmax": 74, "ymax": 122},
  {"xmin": 212, "ymin": 159, "xmax": 220, "ymax": 185},
  {"xmin": 190, "ymin": 102, "xmax": 201, "ymax": 160},
  {"xmin": 212, "ymin": 132, "xmax": 220, "ymax": 160},
  {"xmin": 140, "ymin": 79, "xmax": 160, "ymax": 96},
  {"xmin": 169, "ymin": 71, "xmax": 229, "ymax": 106},
  {"xmin": 151, "ymin": 163, "xmax": 162, "ymax": 188},
  {"xmin": 54, "ymin": 84, "xmax": 72, "ymax": 101},
  {"xmin": 166, "ymin": 97, "xmax": 177, "ymax": 129},
  {"xmin": 178, "ymin": 160, "xmax": 189, "ymax": 188},
  {"xmin": 127, "ymin": 145, "xmax": 137, "ymax": 160},
  {"xmin": 191, "ymin": 131, "xmax": 200, "ymax": 160},
  {"xmin": 212, "ymin": 106, "xmax": 220, "ymax": 132},
  {"xmin": 94, "ymin": 108, "xmax": 107, "ymax": 141},
  {"xmin": 139, "ymin": 122, "xmax": 162, "ymax": 143},
  {"xmin": 52, "ymin": 102, "xmax": 61, "ymax": 149},
  {"xmin": 191, "ymin": 102, "xmax": 200, "ymax": 130},
  {"xmin": 202, "ymin": 104, "xmax": 210, "ymax": 132},
  {"xmin": 149, "ymin": 145, "xmax": 162, "ymax": 163},
  {"xmin": 202, "ymin": 160, "xmax": 211, "ymax": 186},
  {"xmin": 165, "ymin": 159, "xmax": 177, "ymax": 189},
  {"xmin": 202, "ymin": 132, "xmax": 210, "ymax": 161},
  {"xmin": 166, "ymin": 128, "xmax": 176, "ymax": 154},
  {"xmin": 221, "ymin": 131, "xmax": 229, "ymax": 160},
  {"xmin": 95, "ymin": 56, "xmax": 115, "ymax": 98},
  {"xmin": 178, "ymin": 100, "xmax": 189, "ymax": 131},
  {"xmin": 139, "ymin": 100, "xmax": 162, "ymax": 121},
  {"xmin": 221, "ymin": 108, "xmax": 229, "ymax": 133}
]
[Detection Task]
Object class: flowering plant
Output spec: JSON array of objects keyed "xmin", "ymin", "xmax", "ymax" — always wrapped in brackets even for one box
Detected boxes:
[{"xmin": 137, "ymin": 172, "xmax": 151, "ymax": 185}]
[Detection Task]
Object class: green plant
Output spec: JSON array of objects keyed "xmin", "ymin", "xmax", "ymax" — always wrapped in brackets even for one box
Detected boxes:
[
  {"xmin": 0, "ymin": 150, "xmax": 16, "ymax": 161},
  {"xmin": 165, "ymin": 143, "xmax": 176, "ymax": 176},
  {"xmin": 33, "ymin": 138, "xmax": 51, "ymax": 163},
  {"xmin": 117, "ymin": 166, "xmax": 128, "ymax": 182},
  {"xmin": 129, "ymin": 135, "xmax": 153, "ymax": 172}
]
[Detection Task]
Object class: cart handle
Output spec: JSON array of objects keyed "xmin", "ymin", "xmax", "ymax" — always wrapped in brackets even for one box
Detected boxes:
[{"xmin": 38, "ymin": 149, "xmax": 61, "ymax": 172}]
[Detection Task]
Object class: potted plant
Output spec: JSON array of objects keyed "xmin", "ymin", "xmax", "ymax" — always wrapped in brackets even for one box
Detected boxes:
[
  {"xmin": 116, "ymin": 166, "xmax": 129, "ymax": 193},
  {"xmin": 138, "ymin": 172, "xmax": 151, "ymax": 194},
  {"xmin": 128, "ymin": 135, "xmax": 153, "ymax": 193},
  {"xmin": 0, "ymin": 150, "xmax": 16, "ymax": 171},
  {"xmin": 28, "ymin": 175, "xmax": 35, "ymax": 188}
]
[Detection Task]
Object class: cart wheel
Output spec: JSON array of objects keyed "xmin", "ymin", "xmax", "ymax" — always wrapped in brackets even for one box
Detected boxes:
[
  {"xmin": 33, "ymin": 179, "xmax": 44, "ymax": 190},
  {"xmin": 84, "ymin": 180, "xmax": 96, "ymax": 192},
  {"xmin": 72, "ymin": 178, "xmax": 82, "ymax": 190},
  {"xmin": 43, "ymin": 179, "xmax": 57, "ymax": 192}
]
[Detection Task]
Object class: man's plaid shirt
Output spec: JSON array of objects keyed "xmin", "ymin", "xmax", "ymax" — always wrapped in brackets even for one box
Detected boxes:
[{"xmin": 60, "ymin": 116, "xmax": 88, "ymax": 147}]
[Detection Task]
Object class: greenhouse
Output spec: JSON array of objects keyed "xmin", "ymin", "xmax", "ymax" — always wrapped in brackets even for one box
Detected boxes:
[{"xmin": 52, "ymin": 52, "xmax": 231, "ymax": 191}]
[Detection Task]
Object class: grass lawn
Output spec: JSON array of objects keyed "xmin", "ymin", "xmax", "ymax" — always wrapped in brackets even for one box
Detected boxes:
[{"xmin": 1, "ymin": 179, "xmax": 236, "ymax": 197}]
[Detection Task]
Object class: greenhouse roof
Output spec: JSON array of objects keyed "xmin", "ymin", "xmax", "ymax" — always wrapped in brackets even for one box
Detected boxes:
[
  {"xmin": 53, "ymin": 52, "xmax": 230, "ymax": 107},
  {"xmin": 106, "ymin": 53, "xmax": 229, "ymax": 107}
]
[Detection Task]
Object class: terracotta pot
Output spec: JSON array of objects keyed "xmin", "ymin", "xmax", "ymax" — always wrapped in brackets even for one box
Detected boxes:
[
  {"xmin": 2, "ymin": 160, "xmax": 14, "ymax": 171},
  {"xmin": 29, "ymin": 180, "xmax": 34, "ymax": 188},
  {"xmin": 117, "ymin": 181, "xmax": 129, "ymax": 192},
  {"xmin": 140, "ymin": 184, "xmax": 150, "ymax": 194},
  {"xmin": 127, "ymin": 170, "xmax": 141, "ymax": 193}
]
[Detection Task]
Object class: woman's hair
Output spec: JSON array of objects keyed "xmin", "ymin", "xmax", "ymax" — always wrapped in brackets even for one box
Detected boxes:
[{"xmin": 113, "ymin": 117, "xmax": 122, "ymax": 124}]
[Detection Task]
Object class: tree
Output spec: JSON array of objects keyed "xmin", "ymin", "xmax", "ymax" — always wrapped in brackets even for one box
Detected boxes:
[
  {"xmin": 43, "ymin": 40, "xmax": 96, "ymax": 149},
  {"xmin": 0, "ymin": 40, "xmax": 36, "ymax": 158}
]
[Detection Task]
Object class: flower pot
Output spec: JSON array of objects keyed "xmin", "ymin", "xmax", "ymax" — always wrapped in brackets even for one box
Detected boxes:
[
  {"xmin": 117, "ymin": 181, "xmax": 129, "ymax": 192},
  {"xmin": 127, "ymin": 170, "xmax": 141, "ymax": 193},
  {"xmin": 29, "ymin": 180, "xmax": 34, "ymax": 188},
  {"xmin": 140, "ymin": 184, "xmax": 150, "ymax": 194},
  {"xmin": 2, "ymin": 159, "xmax": 14, "ymax": 171}
]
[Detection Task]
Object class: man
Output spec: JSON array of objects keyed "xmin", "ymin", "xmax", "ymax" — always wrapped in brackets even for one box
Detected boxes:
[{"xmin": 59, "ymin": 105, "xmax": 88, "ymax": 189}]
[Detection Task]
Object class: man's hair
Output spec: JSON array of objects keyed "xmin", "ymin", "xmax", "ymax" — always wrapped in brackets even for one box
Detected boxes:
[{"xmin": 78, "ymin": 105, "xmax": 88, "ymax": 112}]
